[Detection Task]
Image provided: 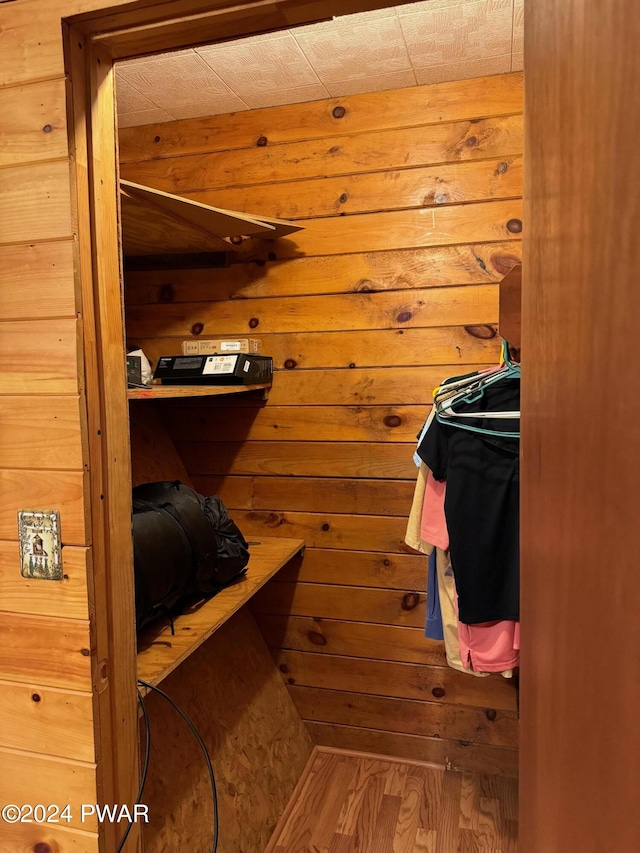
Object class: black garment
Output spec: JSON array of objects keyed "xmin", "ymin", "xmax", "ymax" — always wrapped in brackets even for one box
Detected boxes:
[{"xmin": 418, "ymin": 378, "xmax": 520, "ymax": 624}]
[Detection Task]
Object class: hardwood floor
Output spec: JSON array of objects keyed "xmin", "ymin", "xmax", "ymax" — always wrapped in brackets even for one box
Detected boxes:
[{"xmin": 266, "ymin": 748, "xmax": 518, "ymax": 853}]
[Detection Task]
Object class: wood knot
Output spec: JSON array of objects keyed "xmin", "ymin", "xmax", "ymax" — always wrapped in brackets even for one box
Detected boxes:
[
  {"xmin": 434, "ymin": 193, "xmax": 448, "ymax": 204},
  {"xmin": 401, "ymin": 592, "xmax": 419, "ymax": 611},
  {"xmin": 33, "ymin": 844, "xmax": 53, "ymax": 853},
  {"xmin": 496, "ymin": 161, "xmax": 509, "ymax": 174},
  {"xmin": 32, "ymin": 693, "xmax": 41, "ymax": 702},
  {"xmin": 384, "ymin": 414, "xmax": 402, "ymax": 428},
  {"xmin": 383, "ymin": 559, "xmax": 390, "ymax": 566},
  {"xmin": 328, "ymin": 145, "xmax": 341, "ymax": 154},
  {"xmin": 332, "ymin": 106, "xmax": 346, "ymax": 118},
  {"xmin": 321, "ymin": 523, "xmax": 330, "ymax": 531},
  {"xmin": 279, "ymin": 664, "xmax": 289, "ymax": 674},
  {"xmin": 485, "ymin": 708, "xmax": 497, "ymax": 721},
  {"xmin": 248, "ymin": 318, "xmax": 259, "ymax": 328},
  {"xmin": 42, "ymin": 124, "xmax": 52, "ymax": 134},
  {"xmin": 308, "ymin": 631, "xmax": 327, "ymax": 647},
  {"xmin": 506, "ymin": 218, "xmax": 522, "ymax": 233},
  {"xmin": 396, "ymin": 310, "xmax": 413, "ymax": 323},
  {"xmin": 349, "ymin": 362, "xmax": 356, "ymax": 368},
  {"xmin": 464, "ymin": 324, "xmax": 497, "ymax": 340},
  {"xmin": 284, "ymin": 358, "xmax": 297, "ymax": 370},
  {"xmin": 465, "ymin": 135, "xmax": 477, "ymax": 147},
  {"xmin": 80, "ymin": 648, "xmax": 91, "ymax": 657},
  {"xmin": 159, "ymin": 283, "xmax": 174, "ymax": 303},
  {"xmin": 256, "ymin": 136, "xmax": 268, "ymax": 147},
  {"xmin": 339, "ymin": 192, "xmax": 348, "ymax": 204},
  {"xmin": 491, "ymin": 252, "xmax": 521, "ymax": 276},
  {"xmin": 431, "ymin": 687, "xmax": 445, "ymax": 698},
  {"xmin": 191, "ymin": 322, "xmax": 204, "ymax": 336},
  {"xmin": 154, "ymin": 135, "xmax": 161, "ymax": 143},
  {"xmin": 287, "ymin": 677, "xmax": 295, "ymax": 684}
]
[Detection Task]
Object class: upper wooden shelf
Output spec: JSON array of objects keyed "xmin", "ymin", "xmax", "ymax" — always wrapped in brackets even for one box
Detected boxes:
[
  {"xmin": 137, "ymin": 537, "xmax": 305, "ymax": 690},
  {"xmin": 120, "ymin": 179, "xmax": 303, "ymax": 256},
  {"xmin": 127, "ymin": 382, "xmax": 270, "ymax": 401}
]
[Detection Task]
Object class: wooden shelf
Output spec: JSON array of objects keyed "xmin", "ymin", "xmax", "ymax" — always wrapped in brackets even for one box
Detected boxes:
[
  {"xmin": 137, "ymin": 537, "xmax": 305, "ymax": 691},
  {"xmin": 120, "ymin": 179, "xmax": 303, "ymax": 256},
  {"xmin": 128, "ymin": 382, "xmax": 270, "ymax": 400}
]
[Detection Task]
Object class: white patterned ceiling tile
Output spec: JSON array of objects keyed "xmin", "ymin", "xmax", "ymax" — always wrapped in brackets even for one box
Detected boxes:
[
  {"xmin": 115, "ymin": 77, "xmax": 156, "ymax": 112},
  {"xmin": 119, "ymin": 108, "xmax": 175, "ymax": 128},
  {"xmin": 395, "ymin": 0, "xmax": 487, "ymax": 14},
  {"xmin": 414, "ymin": 54, "xmax": 512, "ymax": 85},
  {"xmin": 512, "ymin": 0, "xmax": 524, "ymax": 54},
  {"xmin": 326, "ymin": 69, "xmax": 417, "ymax": 97},
  {"xmin": 241, "ymin": 83, "xmax": 331, "ymax": 110},
  {"xmin": 118, "ymin": 51, "xmax": 231, "ymax": 107},
  {"xmin": 197, "ymin": 33, "xmax": 320, "ymax": 93},
  {"xmin": 400, "ymin": 0, "xmax": 513, "ymax": 67},
  {"xmin": 167, "ymin": 94, "xmax": 250, "ymax": 119},
  {"xmin": 293, "ymin": 15, "xmax": 412, "ymax": 83}
]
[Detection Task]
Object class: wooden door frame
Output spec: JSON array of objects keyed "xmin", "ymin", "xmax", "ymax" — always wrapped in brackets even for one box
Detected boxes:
[{"xmin": 65, "ymin": 1, "xmax": 423, "ymax": 850}]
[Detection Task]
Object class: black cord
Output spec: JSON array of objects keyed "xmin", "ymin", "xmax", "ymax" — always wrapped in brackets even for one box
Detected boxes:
[
  {"xmin": 137, "ymin": 678, "xmax": 219, "ymax": 853},
  {"xmin": 116, "ymin": 691, "xmax": 151, "ymax": 853}
]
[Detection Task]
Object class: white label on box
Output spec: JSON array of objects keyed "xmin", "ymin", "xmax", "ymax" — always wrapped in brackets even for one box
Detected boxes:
[
  {"xmin": 243, "ymin": 360, "xmax": 251, "ymax": 372},
  {"xmin": 220, "ymin": 341, "xmax": 242, "ymax": 352},
  {"xmin": 183, "ymin": 341, "xmax": 199, "ymax": 355},
  {"xmin": 202, "ymin": 355, "xmax": 238, "ymax": 375}
]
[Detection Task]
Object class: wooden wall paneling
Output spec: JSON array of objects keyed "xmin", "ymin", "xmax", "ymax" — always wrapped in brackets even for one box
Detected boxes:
[
  {"xmin": 0, "ymin": 78, "xmax": 69, "ymax": 167},
  {"xmin": 165, "ymin": 404, "xmax": 424, "ymax": 443},
  {"xmin": 0, "ymin": 747, "xmax": 98, "ymax": 832},
  {"xmin": 0, "ymin": 612, "xmax": 91, "ymax": 690},
  {"xmin": 272, "ymin": 650, "xmax": 517, "ymax": 712},
  {"xmin": 192, "ymin": 475, "xmax": 418, "ymax": 517},
  {"xmin": 288, "ymin": 686, "xmax": 519, "ymax": 748},
  {"xmin": 129, "ymin": 400, "xmax": 194, "ymax": 486},
  {"xmin": 178, "ymin": 440, "xmax": 418, "ymax": 478},
  {"xmin": 0, "ymin": 318, "xmax": 79, "ymax": 394},
  {"xmin": 119, "ymin": 115, "xmax": 523, "ymax": 192},
  {"xmin": 272, "ymin": 548, "xmax": 428, "ymax": 589},
  {"xmin": 0, "ymin": 1, "xmax": 66, "ymax": 87},
  {"xmin": 0, "ymin": 241, "xmax": 77, "ymax": 321},
  {"xmin": 141, "ymin": 607, "xmax": 313, "ymax": 853},
  {"xmin": 0, "ymin": 542, "xmax": 90, "ymax": 620},
  {"xmin": 126, "ymin": 284, "xmax": 499, "ymax": 337},
  {"xmin": 521, "ymin": 0, "xmax": 640, "ymax": 849},
  {"xmin": 122, "ymin": 72, "xmax": 523, "ymax": 781},
  {"xmin": 178, "ymin": 155, "xmax": 524, "ymax": 221},
  {"xmin": 135, "ymin": 327, "xmax": 502, "ymax": 372},
  {"xmin": 256, "ymin": 614, "xmax": 447, "ymax": 666},
  {"xmin": 0, "ymin": 824, "xmax": 99, "ymax": 853},
  {"xmin": 0, "ymin": 160, "xmax": 73, "ymax": 245},
  {"xmin": 307, "ymin": 724, "xmax": 518, "ymax": 777},
  {"xmin": 118, "ymin": 73, "xmax": 523, "ymax": 162},
  {"xmin": 185, "ymin": 366, "xmax": 485, "ymax": 407},
  {"xmin": 234, "ymin": 510, "xmax": 413, "ymax": 553},
  {"xmin": 253, "ymin": 582, "xmax": 426, "ymax": 627},
  {"xmin": 124, "ymin": 242, "xmax": 521, "ymax": 303},
  {"xmin": 0, "ymin": 397, "xmax": 84, "ymax": 469},
  {"xmin": 0, "ymin": 679, "xmax": 94, "ymax": 761},
  {"xmin": 264, "ymin": 200, "xmax": 522, "ymax": 259},
  {"xmin": 0, "ymin": 470, "xmax": 88, "ymax": 545}
]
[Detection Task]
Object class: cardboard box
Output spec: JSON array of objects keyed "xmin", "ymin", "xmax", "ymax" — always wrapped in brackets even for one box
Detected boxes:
[{"xmin": 181, "ymin": 338, "xmax": 261, "ymax": 355}]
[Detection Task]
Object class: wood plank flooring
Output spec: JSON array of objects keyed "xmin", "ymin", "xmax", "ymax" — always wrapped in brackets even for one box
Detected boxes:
[{"xmin": 266, "ymin": 748, "xmax": 518, "ymax": 853}]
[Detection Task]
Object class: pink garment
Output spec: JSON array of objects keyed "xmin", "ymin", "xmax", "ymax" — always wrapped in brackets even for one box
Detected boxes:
[
  {"xmin": 457, "ymin": 618, "xmax": 520, "ymax": 673},
  {"xmin": 421, "ymin": 469, "xmax": 520, "ymax": 673},
  {"xmin": 420, "ymin": 472, "xmax": 449, "ymax": 550}
]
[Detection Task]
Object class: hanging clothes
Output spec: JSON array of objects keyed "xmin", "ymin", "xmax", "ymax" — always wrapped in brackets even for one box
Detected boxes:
[{"xmin": 417, "ymin": 378, "xmax": 520, "ymax": 624}]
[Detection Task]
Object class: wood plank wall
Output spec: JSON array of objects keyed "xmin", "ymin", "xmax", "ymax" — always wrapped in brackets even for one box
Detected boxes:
[
  {"xmin": 0, "ymin": 6, "xmax": 98, "ymax": 852},
  {"xmin": 121, "ymin": 71, "xmax": 523, "ymax": 777}
]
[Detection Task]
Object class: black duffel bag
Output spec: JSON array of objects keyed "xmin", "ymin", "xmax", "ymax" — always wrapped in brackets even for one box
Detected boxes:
[{"xmin": 132, "ymin": 481, "xmax": 250, "ymax": 632}]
